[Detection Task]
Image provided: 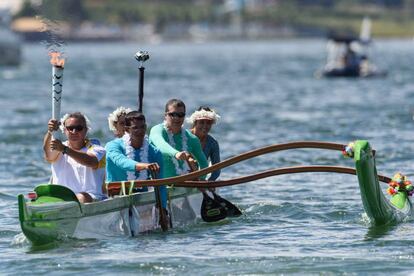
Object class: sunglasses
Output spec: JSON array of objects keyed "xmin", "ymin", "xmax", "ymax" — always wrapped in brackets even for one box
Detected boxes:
[
  {"xmin": 167, "ymin": 112, "xmax": 186, "ymax": 118},
  {"xmin": 66, "ymin": 125, "xmax": 85, "ymax": 132}
]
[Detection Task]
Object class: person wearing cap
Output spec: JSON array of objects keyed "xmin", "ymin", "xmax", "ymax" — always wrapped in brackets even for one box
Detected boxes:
[
  {"xmin": 43, "ymin": 112, "xmax": 106, "ymax": 203},
  {"xmin": 187, "ymin": 106, "xmax": 221, "ymax": 181},
  {"xmin": 149, "ymin": 99, "xmax": 208, "ymax": 179},
  {"xmin": 108, "ymin": 106, "xmax": 133, "ymax": 138},
  {"xmin": 105, "ymin": 111, "xmax": 167, "ymax": 208}
]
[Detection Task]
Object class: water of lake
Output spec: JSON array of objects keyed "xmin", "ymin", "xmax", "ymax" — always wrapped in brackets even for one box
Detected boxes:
[{"xmin": 1, "ymin": 39, "xmax": 414, "ymax": 274}]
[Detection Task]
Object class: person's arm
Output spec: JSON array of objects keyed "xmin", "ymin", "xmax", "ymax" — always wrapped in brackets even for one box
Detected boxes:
[
  {"xmin": 149, "ymin": 124, "xmax": 180, "ymax": 157},
  {"xmin": 106, "ymin": 140, "xmax": 160, "ymax": 173},
  {"xmin": 106, "ymin": 140, "xmax": 136, "ymax": 172},
  {"xmin": 43, "ymin": 119, "xmax": 60, "ymax": 162},
  {"xmin": 188, "ymin": 132, "xmax": 208, "ymax": 180},
  {"xmin": 208, "ymin": 138, "xmax": 221, "ymax": 181},
  {"xmin": 61, "ymin": 144, "xmax": 101, "ymax": 169}
]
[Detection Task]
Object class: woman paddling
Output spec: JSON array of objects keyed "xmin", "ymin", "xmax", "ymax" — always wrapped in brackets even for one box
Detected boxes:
[
  {"xmin": 187, "ymin": 106, "xmax": 221, "ymax": 181},
  {"xmin": 187, "ymin": 106, "xmax": 242, "ymax": 218}
]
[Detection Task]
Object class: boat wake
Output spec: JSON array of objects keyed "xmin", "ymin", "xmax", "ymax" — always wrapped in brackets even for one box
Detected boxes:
[
  {"xmin": 0, "ymin": 191, "xmax": 15, "ymax": 200},
  {"xmin": 10, "ymin": 233, "xmax": 30, "ymax": 247}
]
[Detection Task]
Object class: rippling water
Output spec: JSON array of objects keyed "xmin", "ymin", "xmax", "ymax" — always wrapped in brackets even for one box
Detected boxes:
[{"xmin": 1, "ymin": 39, "xmax": 414, "ymax": 274}]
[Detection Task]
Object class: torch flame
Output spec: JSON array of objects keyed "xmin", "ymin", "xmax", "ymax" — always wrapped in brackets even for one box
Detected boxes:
[{"xmin": 49, "ymin": 51, "xmax": 65, "ymax": 68}]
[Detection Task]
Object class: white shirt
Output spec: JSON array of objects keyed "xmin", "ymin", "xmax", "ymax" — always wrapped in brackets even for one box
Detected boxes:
[{"xmin": 51, "ymin": 141, "xmax": 106, "ymax": 199}]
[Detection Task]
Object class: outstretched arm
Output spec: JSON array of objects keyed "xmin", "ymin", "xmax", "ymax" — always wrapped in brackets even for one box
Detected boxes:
[
  {"xmin": 149, "ymin": 124, "xmax": 179, "ymax": 157},
  {"xmin": 106, "ymin": 140, "xmax": 160, "ymax": 174},
  {"xmin": 54, "ymin": 141, "xmax": 102, "ymax": 169}
]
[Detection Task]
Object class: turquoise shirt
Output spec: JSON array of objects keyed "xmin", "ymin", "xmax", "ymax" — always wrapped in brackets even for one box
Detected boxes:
[
  {"xmin": 149, "ymin": 123, "xmax": 208, "ymax": 179},
  {"xmin": 105, "ymin": 137, "xmax": 167, "ymax": 208},
  {"xmin": 203, "ymin": 134, "xmax": 221, "ymax": 181}
]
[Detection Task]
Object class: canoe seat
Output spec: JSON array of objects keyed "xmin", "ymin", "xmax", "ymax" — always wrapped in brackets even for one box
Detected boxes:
[
  {"xmin": 34, "ymin": 184, "xmax": 79, "ymax": 203},
  {"xmin": 106, "ymin": 181, "xmax": 146, "ymax": 197}
]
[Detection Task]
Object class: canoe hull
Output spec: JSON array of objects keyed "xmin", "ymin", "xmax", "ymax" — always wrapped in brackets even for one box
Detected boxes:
[{"xmin": 19, "ymin": 186, "xmax": 202, "ymax": 245}]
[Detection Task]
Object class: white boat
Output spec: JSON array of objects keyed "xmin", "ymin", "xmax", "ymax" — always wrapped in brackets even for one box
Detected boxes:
[{"xmin": 317, "ymin": 17, "xmax": 386, "ymax": 78}]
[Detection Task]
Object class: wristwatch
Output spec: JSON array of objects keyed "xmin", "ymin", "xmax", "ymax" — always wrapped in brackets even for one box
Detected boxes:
[{"xmin": 62, "ymin": 146, "xmax": 68, "ymax": 155}]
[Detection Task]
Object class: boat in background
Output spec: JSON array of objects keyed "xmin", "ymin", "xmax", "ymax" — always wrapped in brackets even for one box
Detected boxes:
[
  {"xmin": 316, "ymin": 17, "xmax": 387, "ymax": 78},
  {"xmin": 0, "ymin": 9, "xmax": 22, "ymax": 66}
]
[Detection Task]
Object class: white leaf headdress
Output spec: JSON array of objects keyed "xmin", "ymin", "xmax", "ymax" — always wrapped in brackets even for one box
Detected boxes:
[
  {"xmin": 186, "ymin": 109, "xmax": 220, "ymax": 125},
  {"xmin": 107, "ymin": 106, "xmax": 133, "ymax": 133}
]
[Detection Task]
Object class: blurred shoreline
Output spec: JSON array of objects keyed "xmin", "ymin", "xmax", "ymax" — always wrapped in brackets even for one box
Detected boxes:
[{"xmin": 11, "ymin": 20, "xmax": 414, "ymax": 44}]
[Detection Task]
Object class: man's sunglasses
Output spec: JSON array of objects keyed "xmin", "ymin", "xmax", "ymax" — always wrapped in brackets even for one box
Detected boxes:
[
  {"xmin": 66, "ymin": 125, "xmax": 85, "ymax": 132},
  {"xmin": 167, "ymin": 112, "xmax": 186, "ymax": 118}
]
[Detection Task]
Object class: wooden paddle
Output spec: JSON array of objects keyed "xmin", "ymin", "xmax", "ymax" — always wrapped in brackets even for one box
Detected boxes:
[
  {"xmin": 150, "ymin": 171, "xmax": 169, "ymax": 231},
  {"xmin": 210, "ymin": 191, "xmax": 242, "ymax": 217},
  {"xmin": 185, "ymin": 156, "xmax": 242, "ymax": 218},
  {"xmin": 185, "ymin": 158, "xmax": 229, "ymax": 222}
]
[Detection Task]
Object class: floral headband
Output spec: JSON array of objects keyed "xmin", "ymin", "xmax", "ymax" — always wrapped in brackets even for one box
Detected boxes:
[
  {"xmin": 60, "ymin": 113, "xmax": 91, "ymax": 133},
  {"xmin": 186, "ymin": 109, "xmax": 220, "ymax": 125},
  {"xmin": 107, "ymin": 106, "xmax": 132, "ymax": 133}
]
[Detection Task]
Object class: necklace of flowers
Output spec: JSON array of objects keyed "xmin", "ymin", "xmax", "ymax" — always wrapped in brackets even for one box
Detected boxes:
[
  {"xmin": 164, "ymin": 123, "xmax": 190, "ymax": 175},
  {"xmin": 122, "ymin": 133, "xmax": 149, "ymax": 180}
]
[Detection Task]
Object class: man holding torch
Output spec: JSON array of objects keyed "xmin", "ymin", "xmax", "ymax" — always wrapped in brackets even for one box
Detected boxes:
[
  {"xmin": 43, "ymin": 112, "xmax": 106, "ymax": 203},
  {"xmin": 43, "ymin": 52, "xmax": 106, "ymax": 203}
]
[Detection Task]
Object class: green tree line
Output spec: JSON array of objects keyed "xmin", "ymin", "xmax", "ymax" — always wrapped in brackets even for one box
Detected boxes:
[{"xmin": 15, "ymin": 0, "xmax": 414, "ymax": 37}]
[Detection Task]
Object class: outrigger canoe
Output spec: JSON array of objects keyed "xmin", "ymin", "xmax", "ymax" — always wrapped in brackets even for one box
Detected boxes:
[{"xmin": 18, "ymin": 141, "xmax": 412, "ymax": 245}]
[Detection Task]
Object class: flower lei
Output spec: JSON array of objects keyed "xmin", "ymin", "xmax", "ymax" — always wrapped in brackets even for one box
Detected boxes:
[
  {"xmin": 122, "ymin": 133, "xmax": 149, "ymax": 180},
  {"xmin": 164, "ymin": 123, "xmax": 190, "ymax": 175},
  {"xmin": 387, "ymin": 173, "xmax": 414, "ymax": 196},
  {"xmin": 342, "ymin": 141, "xmax": 355, "ymax": 158}
]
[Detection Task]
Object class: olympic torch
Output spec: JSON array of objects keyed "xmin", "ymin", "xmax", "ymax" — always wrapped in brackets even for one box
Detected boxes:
[{"xmin": 49, "ymin": 51, "xmax": 65, "ymax": 140}]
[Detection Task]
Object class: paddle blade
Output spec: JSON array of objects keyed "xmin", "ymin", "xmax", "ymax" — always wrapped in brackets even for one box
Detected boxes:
[
  {"xmin": 212, "ymin": 192, "xmax": 242, "ymax": 217},
  {"xmin": 158, "ymin": 208, "xmax": 169, "ymax": 232},
  {"xmin": 201, "ymin": 193, "xmax": 227, "ymax": 222}
]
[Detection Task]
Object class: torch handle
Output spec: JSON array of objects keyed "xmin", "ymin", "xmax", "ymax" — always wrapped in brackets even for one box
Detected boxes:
[
  {"xmin": 138, "ymin": 66, "xmax": 145, "ymax": 112},
  {"xmin": 52, "ymin": 66, "xmax": 64, "ymax": 139}
]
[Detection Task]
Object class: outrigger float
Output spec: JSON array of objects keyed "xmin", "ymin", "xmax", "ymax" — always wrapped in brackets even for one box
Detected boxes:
[{"xmin": 18, "ymin": 140, "xmax": 413, "ymax": 246}]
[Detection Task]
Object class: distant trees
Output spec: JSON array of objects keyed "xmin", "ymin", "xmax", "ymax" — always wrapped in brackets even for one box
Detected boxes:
[
  {"xmin": 14, "ymin": 0, "xmax": 37, "ymax": 18},
  {"xmin": 39, "ymin": 0, "xmax": 87, "ymax": 26},
  {"xmin": 12, "ymin": 0, "xmax": 414, "ymax": 37}
]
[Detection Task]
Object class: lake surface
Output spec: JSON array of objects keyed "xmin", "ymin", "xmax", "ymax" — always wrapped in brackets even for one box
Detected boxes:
[{"xmin": 1, "ymin": 39, "xmax": 414, "ymax": 274}]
